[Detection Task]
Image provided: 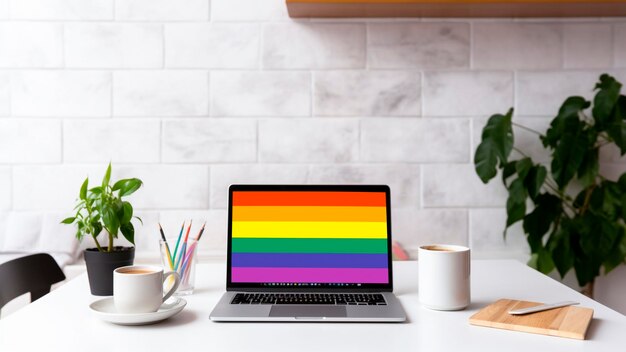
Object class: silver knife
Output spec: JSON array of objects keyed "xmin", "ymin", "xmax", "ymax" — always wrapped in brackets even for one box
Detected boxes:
[{"xmin": 508, "ymin": 301, "xmax": 579, "ymax": 315}]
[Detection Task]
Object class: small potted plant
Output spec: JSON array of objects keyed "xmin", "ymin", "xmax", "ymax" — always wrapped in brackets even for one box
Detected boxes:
[{"xmin": 62, "ymin": 163, "xmax": 143, "ymax": 296}]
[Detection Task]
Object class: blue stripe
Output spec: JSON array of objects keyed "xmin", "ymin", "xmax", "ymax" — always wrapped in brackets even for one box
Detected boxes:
[{"xmin": 231, "ymin": 253, "xmax": 388, "ymax": 268}]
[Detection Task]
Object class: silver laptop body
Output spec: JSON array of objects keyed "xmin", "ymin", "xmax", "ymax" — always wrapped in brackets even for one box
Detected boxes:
[{"xmin": 209, "ymin": 185, "xmax": 406, "ymax": 322}]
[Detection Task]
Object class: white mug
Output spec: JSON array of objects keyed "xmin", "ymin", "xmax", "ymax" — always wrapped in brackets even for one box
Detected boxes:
[
  {"xmin": 113, "ymin": 265, "xmax": 180, "ymax": 314},
  {"xmin": 418, "ymin": 244, "xmax": 470, "ymax": 311}
]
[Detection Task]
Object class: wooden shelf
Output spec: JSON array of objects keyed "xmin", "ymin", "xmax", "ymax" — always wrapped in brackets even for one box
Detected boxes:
[{"xmin": 286, "ymin": 0, "xmax": 626, "ymax": 18}]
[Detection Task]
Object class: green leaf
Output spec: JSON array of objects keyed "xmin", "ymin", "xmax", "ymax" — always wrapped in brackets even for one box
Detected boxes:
[
  {"xmin": 577, "ymin": 149, "xmax": 599, "ymax": 188},
  {"xmin": 102, "ymin": 163, "xmax": 112, "ymax": 188},
  {"xmin": 525, "ymin": 165, "xmax": 547, "ymax": 201},
  {"xmin": 121, "ymin": 201, "xmax": 133, "ymax": 224},
  {"xmin": 528, "ymin": 249, "xmax": 555, "ymax": 275},
  {"xmin": 515, "ymin": 157, "xmax": 533, "ymax": 180},
  {"xmin": 603, "ymin": 228, "xmax": 626, "ymax": 274},
  {"xmin": 119, "ymin": 178, "xmax": 142, "ymax": 197},
  {"xmin": 506, "ymin": 178, "xmax": 526, "ymax": 228},
  {"xmin": 593, "ymin": 73, "xmax": 622, "ymax": 129},
  {"xmin": 120, "ymin": 222, "xmax": 135, "ymax": 245},
  {"xmin": 101, "ymin": 205, "xmax": 119, "ymax": 237},
  {"xmin": 501, "ymin": 160, "xmax": 518, "ymax": 187},
  {"xmin": 542, "ymin": 96, "xmax": 590, "ymax": 149},
  {"xmin": 79, "ymin": 178, "xmax": 88, "ymax": 200},
  {"xmin": 474, "ymin": 109, "xmax": 514, "ymax": 183},
  {"xmin": 551, "ymin": 117, "xmax": 587, "ymax": 189},
  {"xmin": 523, "ymin": 193, "xmax": 562, "ymax": 252},
  {"xmin": 549, "ymin": 223, "xmax": 574, "ymax": 278},
  {"xmin": 61, "ymin": 217, "xmax": 76, "ymax": 224}
]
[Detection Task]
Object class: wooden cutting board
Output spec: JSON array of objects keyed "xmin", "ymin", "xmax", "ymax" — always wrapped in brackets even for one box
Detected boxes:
[{"xmin": 469, "ymin": 299, "xmax": 594, "ymax": 340}]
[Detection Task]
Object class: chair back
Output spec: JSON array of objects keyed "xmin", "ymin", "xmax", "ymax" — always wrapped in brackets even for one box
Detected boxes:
[{"xmin": 0, "ymin": 253, "xmax": 66, "ymax": 311}]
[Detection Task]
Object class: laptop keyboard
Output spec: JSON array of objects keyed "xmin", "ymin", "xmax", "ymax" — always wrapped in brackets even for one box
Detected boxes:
[{"xmin": 230, "ymin": 293, "xmax": 387, "ymax": 305}]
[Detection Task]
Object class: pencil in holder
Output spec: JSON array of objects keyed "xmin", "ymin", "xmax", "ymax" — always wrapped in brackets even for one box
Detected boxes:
[{"xmin": 160, "ymin": 238, "xmax": 198, "ymax": 296}]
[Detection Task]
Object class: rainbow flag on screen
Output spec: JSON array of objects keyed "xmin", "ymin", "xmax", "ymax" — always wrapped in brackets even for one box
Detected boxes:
[{"xmin": 230, "ymin": 191, "xmax": 389, "ymax": 284}]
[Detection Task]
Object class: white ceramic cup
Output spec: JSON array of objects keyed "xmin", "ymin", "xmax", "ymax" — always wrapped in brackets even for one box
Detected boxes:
[
  {"xmin": 418, "ymin": 244, "xmax": 470, "ymax": 311},
  {"xmin": 113, "ymin": 265, "xmax": 180, "ymax": 314}
]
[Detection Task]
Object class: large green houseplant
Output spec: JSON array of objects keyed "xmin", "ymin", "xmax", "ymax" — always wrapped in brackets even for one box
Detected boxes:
[
  {"xmin": 62, "ymin": 163, "xmax": 143, "ymax": 295},
  {"xmin": 474, "ymin": 74, "xmax": 626, "ymax": 297}
]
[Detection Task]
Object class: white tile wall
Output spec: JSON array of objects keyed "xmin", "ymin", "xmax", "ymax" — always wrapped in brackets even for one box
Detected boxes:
[
  {"xmin": 65, "ymin": 23, "xmax": 163, "ymax": 68},
  {"xmin": 367, "ymin": 23, "xmax": 470, "ymax": 69},
  {"xmin": 115, "ymin": 0, "xmax": 209, "ymax": 21},
  {"xmin": 313, "ymin": 71, "xmax": 420, "ymax": 117},
  {"xmin": 262, "ymin": 23, "xmax": 366, "ymax": 69},
  {"xmin": 2, "ymin": 5, "xmax": 626, "ymax": 312},
  {"xmin": 165, "ymin": 23, "xmax": 260, "ymax": 69},
  {"xmin": 9, "ymin": 0, "xmax": 113, "ymax": 20},
  {"xmin": 473, "ymin": 23, "xmax": 562, "ymax": 69},
  {"xmin": 113, "ymin": 71, "xmax": 209, "ymax": 116},
  {"xmin": 0, "ymin": 23, "xmax": 63, "ymax": 68}
]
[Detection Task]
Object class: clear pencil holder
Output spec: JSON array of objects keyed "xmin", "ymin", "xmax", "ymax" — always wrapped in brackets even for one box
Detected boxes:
[{"xmin": 160, "ymin": 239, "xmax": 197, "ymax": 296}]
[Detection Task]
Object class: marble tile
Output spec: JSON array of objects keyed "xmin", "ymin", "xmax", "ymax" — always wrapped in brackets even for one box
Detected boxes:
[
  {"xmin": 165, "ymin": 23, "xmax": 260, "ymax": 69},
  {"xmin": 308, "ymin": 164, "xmax": 420, "ymax": 208},
  {"xmin": 259, "ymin": 119, "xmax": 359, "ymax": 163},
  {"xmin": 367, "ymin": 23, "xmax": 470, "ymax": 69},
  {"xmin": 12, "ymin": 71, "xmax": 111, "ymax": 117},
  {"xmin": 564, "ymin": 24, "xmax": 612, "ymax": 69},
  {"xmin": 423, "ymin": 71, "xmax": 513, "ymax": 117},
  {"xmin": 10, "ymin": 0, "xmax": 113, "ymax": 20},
  {"xmin": 262, "ymin": 23, "xmax": 366, "ymax": 69},
  {"xmin": 0, "ymin": 0, "xmax": 7, "ymax": 18},
  {"xmin": 65, "ymin": 23, "xmax": 163, "ymax": 68},
  {"xmin": 209, "ymin": 164, "xmax": 310, "ymax": 208},
  {"xmin": 114, "ymin": 71, "xmax": 209, "ymax": 117},
  {"xmin": 115, "ymin": 165, "xmax": 209, "ymax": 209},
  {"xmin": 0, "ymin": 168, "xmax": 10, "ymax": 210},
  {"xmin": 422, "ymin": 164, "xmax": 508, "ymax": 207},
  {"xmin": 63, "ymin": 119, "xmax": 161, "ymax": 163},
  {"xmin": 13, "ymin": 165, "xmax": 104, "ymax": 211},
  {"xmin": 115, "ymin": 0, "xmax": 209, "ymax": 20},
  {"xmin": 210, "ymin": 71, "xmax": 310, "ymax": 117},
  {"xmin": 162, "ymin": 119, "xmax": 257, "ymax": 163},
  {"xmin": 392, "ymin": 209, "xmax": 468, "ymax": 254},
  {"xmin": 361, "ymin": 118, "xmax": 470, "ymax": 163},
  {"xmin": 313, "ymin": 71, "xmax": 420, "ymax": 117},
  {"xmin": 473, "ymin": 23, "xmax": 562, "ymax": 69},
  {"xmin": 211, "ymin": 0, "xmax": 288, "ymax": 21},
  {"xmin": 470, "ymin": 208, "xmax": 528, "ymax": 257},
  {"xmin": 0, "ymin": 73, "xmax": 8, "ymax": 116},
  {"xmin": 614, "ymin": 23, "xmax": 626, "ymax": 68},
  {"xmin": 0, "ymin": 119, "xmax": 61, "ymax": 163},
  {"xmin": 472, "ymin": 116, "xmax": 552, "ymax": 163},
  {"xmin": 0, "ymin": 23, "xmax": 63, "ymax": 68},
  {"xmin": 515, "ymin": 70, "xmax": 602, "ymax": 116}
]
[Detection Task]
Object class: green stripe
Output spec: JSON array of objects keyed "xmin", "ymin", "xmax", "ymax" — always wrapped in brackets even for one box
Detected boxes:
[{"xmin": 232, "ymin": 238, "xmax": 387, "ymax": 254}]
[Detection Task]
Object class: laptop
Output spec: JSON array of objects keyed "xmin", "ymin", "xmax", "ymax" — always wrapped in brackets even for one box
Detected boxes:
[{"xmin": 209, "ymin": 184, "xmax": 406, "ymax": 322}]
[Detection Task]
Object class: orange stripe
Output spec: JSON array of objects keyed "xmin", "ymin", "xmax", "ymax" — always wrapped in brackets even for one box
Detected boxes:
[
  {"xmin": 232, "ymin": 191, "xmax": 386, "ymax": 206},
  {"xmin": 232, "ymin": 206, "xmax": 387, "ymax": 222}
]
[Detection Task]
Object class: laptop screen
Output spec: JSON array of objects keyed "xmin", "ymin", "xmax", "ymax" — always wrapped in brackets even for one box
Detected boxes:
[{"xmin": 227, "ymin": 185, "xmax": 392, "ymax": 291}]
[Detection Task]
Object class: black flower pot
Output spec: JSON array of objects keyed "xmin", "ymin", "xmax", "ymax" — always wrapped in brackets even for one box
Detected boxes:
[{"xmin": 84, "ymin": 247, "xmax": 135, "ymax": 296}]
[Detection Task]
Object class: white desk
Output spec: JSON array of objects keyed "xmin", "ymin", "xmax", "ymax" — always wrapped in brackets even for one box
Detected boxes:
[{"xmin": 1, "ymin": 260, "xmax": 624, "ymax": 352}]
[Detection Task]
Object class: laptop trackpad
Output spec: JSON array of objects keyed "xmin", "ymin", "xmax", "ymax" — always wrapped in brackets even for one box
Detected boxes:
[{"xmin": 270, "ymin": 306, "xmax": 347, "ymax": 318}]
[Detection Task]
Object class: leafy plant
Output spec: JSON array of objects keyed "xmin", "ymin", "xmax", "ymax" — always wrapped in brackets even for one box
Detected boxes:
[
  {"xmin": 61, "ymin": 163, "xmax": 143, "ymax": 252},
  {"xmin": 474, "ymin": 74, "xmax": 626, "ymax": 297}
]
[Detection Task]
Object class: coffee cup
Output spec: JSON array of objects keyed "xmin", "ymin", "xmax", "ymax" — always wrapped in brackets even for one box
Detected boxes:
[
  {"xmin": 418, "ymin": 244, "xmax": 470, "ymax": 311},
  {"xmin": 113, "ymin": 265, "xmax": 180, "ymax": 314}
]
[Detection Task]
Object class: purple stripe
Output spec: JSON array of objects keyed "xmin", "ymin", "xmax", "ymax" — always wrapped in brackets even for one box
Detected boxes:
[
  {"xmin": 231, "ymin": 267, "xmax": 389, "ymax": 284},
  {"xmin": 232, "ymin": 253, "xmax": 388, "ymax": 268}
]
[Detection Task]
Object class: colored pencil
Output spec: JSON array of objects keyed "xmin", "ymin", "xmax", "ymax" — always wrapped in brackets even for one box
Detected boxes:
[
  {"xmin": 181, "ymin": 222, "xmax": 205, "ymax": 284},
  {"xmin": 158, "ymin": 223, "xmax": 174, "ymax": 269},
  {"xmin": 175, "ymin": 220, "xmax": 192, "ymax": 271},
  {"xmin": 171, "ymin": 221, "xmax": 185, "ymax": 264}
]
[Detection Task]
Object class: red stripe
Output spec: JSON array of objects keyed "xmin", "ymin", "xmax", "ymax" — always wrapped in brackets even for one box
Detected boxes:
[{"xmin": 232, "ymin": 191, "xmax": 386, "ymax": 207}]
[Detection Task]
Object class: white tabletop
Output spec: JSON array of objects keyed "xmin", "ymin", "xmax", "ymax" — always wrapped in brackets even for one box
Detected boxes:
[{"xmin": 1, "ymin": 260, "xmax": 625, "ymax": 352}]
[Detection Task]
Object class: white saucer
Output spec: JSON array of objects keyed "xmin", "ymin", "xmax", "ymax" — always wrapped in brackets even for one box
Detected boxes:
[{"xmin": 89, "ymin": 297, "xmax": 187, "ymax": 325}]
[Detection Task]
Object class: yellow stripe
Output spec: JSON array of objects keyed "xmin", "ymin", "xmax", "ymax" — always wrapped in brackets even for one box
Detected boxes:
[
  {"xmin": 232, "ymin": 206, "xmax": 386, "ymax": 222},
  {"xmin": 232, "ymin": 221, "xmax": 387, "ymax": 239}
]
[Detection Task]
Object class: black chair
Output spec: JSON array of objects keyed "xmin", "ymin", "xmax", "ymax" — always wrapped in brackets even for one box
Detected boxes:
[{"xmin": 0, "ymin": 253, "xmax": 66, "ymax": 312}]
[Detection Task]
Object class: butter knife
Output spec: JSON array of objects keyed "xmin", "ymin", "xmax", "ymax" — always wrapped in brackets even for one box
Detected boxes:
[{"xmin": 508, "ymin": 301, "xmax": 579, "ymax": 315}]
